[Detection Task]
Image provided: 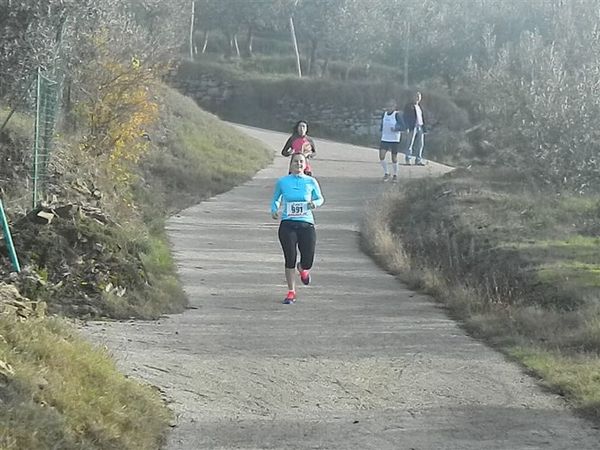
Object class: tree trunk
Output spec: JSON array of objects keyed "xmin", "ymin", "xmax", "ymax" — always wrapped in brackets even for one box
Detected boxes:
[
  {"xmin": 226, "ymin": 33, "xmax": 234, "ymax": 57},
  {"xmin": 308, "ymin": 39, "xmax": 318, "ymax": 75},
  {"xmin": 0, "ymin": 76, "xmax": 35, "ymax": 132},
  {"xmin": 404, "ymin": 21, "xmax": 410, "ymax": 88},
  {"xmin": 344, "ymin": 65, "xmax": 352, "ymax": 80},
  {"xmin": 233, "ymin": 33, "xmax": 240, "ymax": 57},
  {"xmin": 189, "ymin": 0, "xmax": 195, "ymax": 61},
  {"xmin": 444, "ymin": 73, "xmax": 453, "ymax": 91},
  {"xmin": 246, "ymin": 26, "xmax": 254, "ymax": 57},
  {"xmin": 202, "ymin": 30, "xmax": 209, "ymax": 53},
  {"xmin": 320, "ymin": 58, "xmax": 329, "ymax": 78},
  {"xmin": 289, "ymin": 15, "xmax": 302, "ymax": 77},
  {"xmin": 0, "ymin": 108, "xmax": 16, "ymax": 133},
  {"xmin": 225, "ymin": 33, "xmax": 231, "ymax": 57},
  {"xmin": 63, "ymin": 76, "xmax": 75, "ymax": 132}
]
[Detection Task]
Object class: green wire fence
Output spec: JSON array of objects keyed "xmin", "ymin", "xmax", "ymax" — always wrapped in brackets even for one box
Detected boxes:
[
  {"xmin": 32, "ymin": 68, "xmax": 60, "ymax": 209},
  {"xmin": 0, "ymin": 68, "xmax": 60, "ymax": 272}
]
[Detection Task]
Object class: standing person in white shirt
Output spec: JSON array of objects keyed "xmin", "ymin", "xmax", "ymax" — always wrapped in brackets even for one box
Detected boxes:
[
  {"xmin": 378, "ymin": 100, "xmax": 405, "ymax": 183},
  {"xmin": 403, "ymin": 91, "xmax": 427, "ymax": 166}
]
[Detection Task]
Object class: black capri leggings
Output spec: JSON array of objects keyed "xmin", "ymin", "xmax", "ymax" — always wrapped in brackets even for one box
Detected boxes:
[{"xmin": 278, "ymin": 220, "xmax": 317, "ymax": 269}]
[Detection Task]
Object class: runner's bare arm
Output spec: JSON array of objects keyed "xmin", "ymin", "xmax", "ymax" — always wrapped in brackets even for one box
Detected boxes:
[{"xmin": 281, "ymin": 137, "xmax": 294, "ymax": 156}]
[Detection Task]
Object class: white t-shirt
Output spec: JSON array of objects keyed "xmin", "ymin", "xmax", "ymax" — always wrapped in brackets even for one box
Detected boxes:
[{"xmin": 415, "ymin": 104, "xmax": 424, "ymax": 126}]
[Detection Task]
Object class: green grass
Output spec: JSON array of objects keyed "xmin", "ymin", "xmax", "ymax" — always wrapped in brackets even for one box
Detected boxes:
[
  {"xmin": 539, "ymin": 262, "xmax": 600, "ymax": 288},
  {"xmin": 0, "ymin": 315, "xmax": 170, "ymax": 449},
  {"xmin": 361, "ymin": 166, "xmax": 600, "ymax": 421},
  {"xmin": 137, "ymin": 86, "xmax": 272, "ymax": 216},
  {"xmin": 510, "ymin": 347, "xmax": 600, "ymax": 417}
]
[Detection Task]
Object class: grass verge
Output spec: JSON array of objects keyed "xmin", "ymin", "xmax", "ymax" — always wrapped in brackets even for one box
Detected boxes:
[
  {"xmin": 0, "ymin": 311, "xmax": 170, "ymax": 449},
  {"xmin": 137, "ymin": 85, "xmax": 273, "ymax": 216},
  {"xmin": 361, "ymin": 166, "xmax": 600, "ymax": 421}
]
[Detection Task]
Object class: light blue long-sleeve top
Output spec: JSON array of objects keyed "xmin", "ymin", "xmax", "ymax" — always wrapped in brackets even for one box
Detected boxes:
[{"xmin": 271, "ymin": 174, "xmax": 324, "ymax": 224}]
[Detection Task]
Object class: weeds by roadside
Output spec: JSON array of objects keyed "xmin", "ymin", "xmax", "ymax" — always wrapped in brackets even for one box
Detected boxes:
[{"xmin": 361, "ymin": 166, "xmax": 600, "ymax": 421}]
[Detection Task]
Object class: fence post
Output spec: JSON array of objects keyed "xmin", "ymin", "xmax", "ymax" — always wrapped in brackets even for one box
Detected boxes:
[
  {"xmin": 0, "ymin": 199, "xmax": 21, "ymax": 273},
  {"xmin": 32, "ymin": 68, "xmax": 42, "ymax": 208}
]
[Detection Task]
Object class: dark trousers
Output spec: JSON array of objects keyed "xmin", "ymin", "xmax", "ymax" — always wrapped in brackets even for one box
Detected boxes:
[{"xmin": 278, "ymin": 220, "xmax": 316, "ymax": 269}]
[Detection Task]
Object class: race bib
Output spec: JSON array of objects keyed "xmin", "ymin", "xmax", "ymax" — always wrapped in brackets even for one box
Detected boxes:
[{"xmin": 286, "ymin": 201, "xmax": 309, "ymax": 217}]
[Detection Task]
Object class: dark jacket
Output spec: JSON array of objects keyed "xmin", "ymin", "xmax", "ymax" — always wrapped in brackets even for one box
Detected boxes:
[{"xmin": 403, "ymin": 102, "xmax": 427, "ymax": 131}]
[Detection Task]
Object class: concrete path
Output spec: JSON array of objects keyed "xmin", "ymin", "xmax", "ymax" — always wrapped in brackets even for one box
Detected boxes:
[{"xmin": 84, "ymin": 125, "xmax": 600, "ymax": 449}]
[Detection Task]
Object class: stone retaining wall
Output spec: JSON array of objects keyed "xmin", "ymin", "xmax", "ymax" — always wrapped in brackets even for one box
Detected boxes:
[{"xmin": 171, "ymin": 72, "xmax": 384, "ymax": 140}]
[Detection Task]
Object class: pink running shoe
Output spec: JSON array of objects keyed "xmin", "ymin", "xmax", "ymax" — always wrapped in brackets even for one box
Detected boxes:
[
  {"xmin": 297, "ymin": 262, "xmax": 311, "ymax": 285},
  {"xmin": 283, "ymin": 291, "xmax": 296, "ymax": 304}
]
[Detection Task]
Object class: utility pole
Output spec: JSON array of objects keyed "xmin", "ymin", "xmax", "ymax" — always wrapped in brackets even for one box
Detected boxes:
[
  {"xmin": 290, "ymin": 0, "xmax": 302, "ymax": 77},
  {"xmin": 404, "ymin": 20, "xmax": 410, "ymax": 88},
  {"xmin": 189, "ymin": 1, "xmax": 195, "ymax": 61}
]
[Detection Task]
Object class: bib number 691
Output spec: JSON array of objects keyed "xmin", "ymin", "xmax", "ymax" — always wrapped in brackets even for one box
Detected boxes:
[{"xmin": 287, "ymin": 202, "xmax": 307, "ymax": 217}]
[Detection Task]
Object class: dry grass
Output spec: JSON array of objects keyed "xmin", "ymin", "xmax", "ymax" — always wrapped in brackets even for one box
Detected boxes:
[
  {"xmin": 361, "ymin": 166, "xmax": 600, "ymax": 421},
  {"xmin": 360, "ymin": 191, "xmax": 410, "ymax": 275}
]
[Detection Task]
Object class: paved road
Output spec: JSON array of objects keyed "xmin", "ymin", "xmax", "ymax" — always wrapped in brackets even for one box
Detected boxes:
[{"xmin": 84, "ymin": 125, "xmax": 600, "ymax": 449}]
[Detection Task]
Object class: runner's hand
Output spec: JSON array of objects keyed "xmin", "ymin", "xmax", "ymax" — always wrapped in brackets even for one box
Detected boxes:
[
  {"xmin": 308, "ymin": 201, "xmax": 316, "ymax": 210},
  {"xmin": 271, "ymin": 212, "xmax": 279, "ymax": 220}
]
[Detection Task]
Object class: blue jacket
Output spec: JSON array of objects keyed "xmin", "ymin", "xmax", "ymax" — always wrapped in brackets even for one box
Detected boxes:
[{"xmin": 271, "ymin": 174, "xmax": 324, "ymax": 224}]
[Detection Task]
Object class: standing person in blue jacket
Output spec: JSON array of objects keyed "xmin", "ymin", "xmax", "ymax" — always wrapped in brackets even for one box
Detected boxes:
[
  {"xmin": 379, "ymin": 99, "xmax": 406, "ymax": 183},
  {"xmin": 404, "ymin": 91, "xmax": 427, "ymax": 166},
  {"xmin": 271, "ymin": 153, "xmax": 324, "ymax": 304}
]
